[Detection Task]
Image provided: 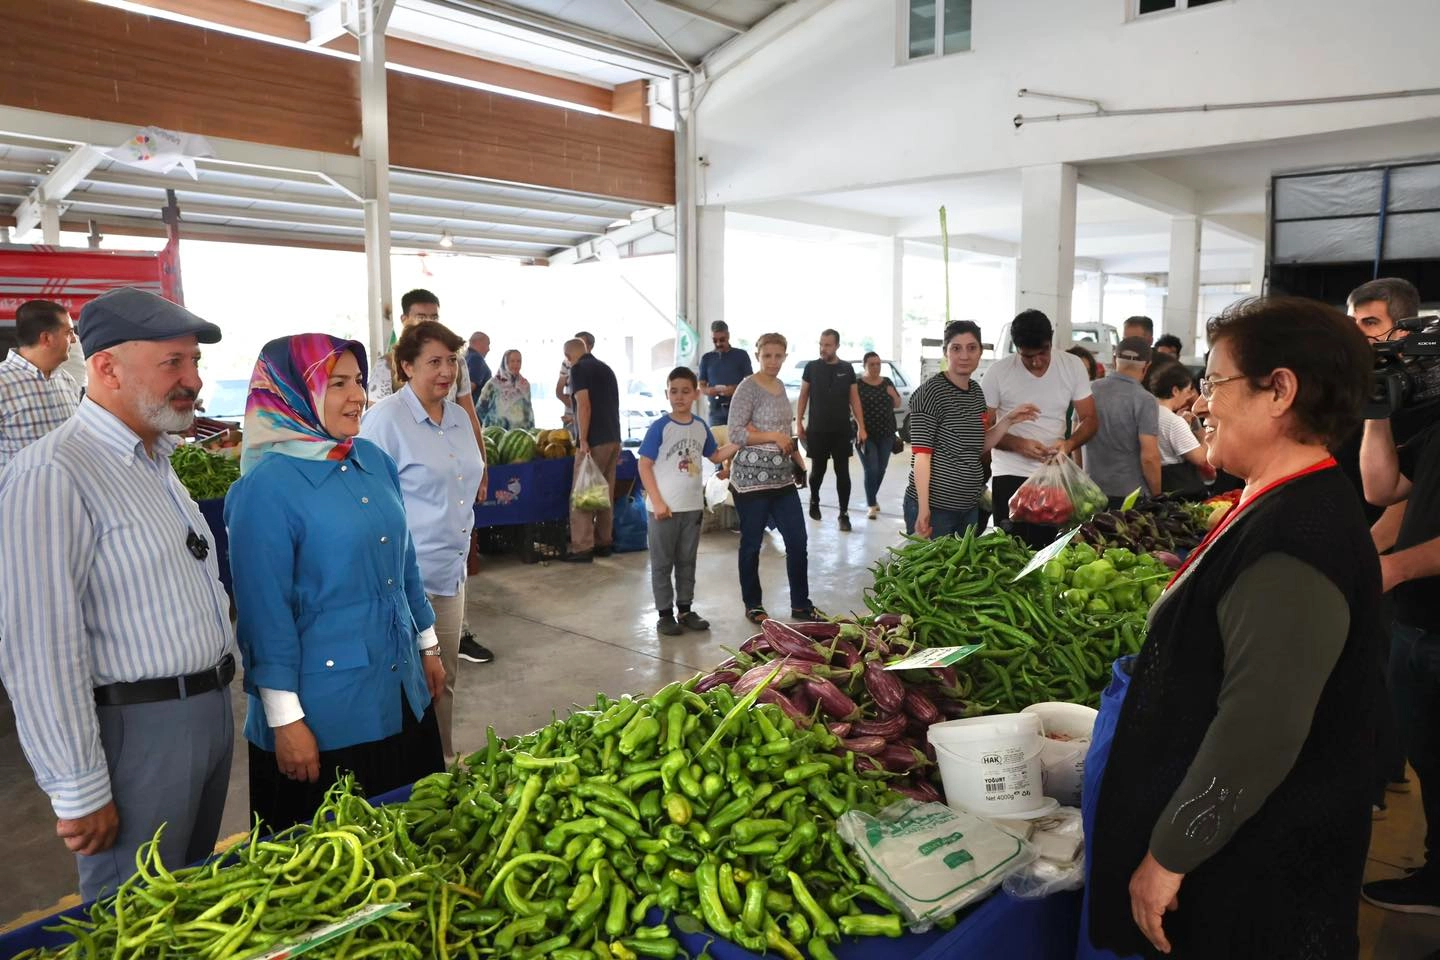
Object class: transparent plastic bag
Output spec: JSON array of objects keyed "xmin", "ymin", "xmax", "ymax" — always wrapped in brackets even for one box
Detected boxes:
[
  {"xmin": 999, "ymin": 807, "xmax": 1086, "ymax": 899},
  {"xmin": 570, "ymin": 454, "xmax": 611, "ymax": 512},
  {"xmin": 837, "ymin": 800, "xmax": 1036, "ymax": 930},
  {"xmin": 1008, "ymin": 454, "xmax": 1108, "ymax": 526}
]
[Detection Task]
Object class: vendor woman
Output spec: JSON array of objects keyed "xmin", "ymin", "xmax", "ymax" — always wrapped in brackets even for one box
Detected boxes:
[
  {"xmin": 1087, "ymin": 297, "xmax": 1381, "ymax": 958},
  {"xmin": 226, "ymin": 334, "xmax": 445, "ymax": 830}
]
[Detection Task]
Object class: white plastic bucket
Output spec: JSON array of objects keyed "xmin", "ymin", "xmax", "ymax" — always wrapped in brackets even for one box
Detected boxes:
[
  {"xmin": 928, "ymin": 714, "xmax": 1049, "ymax": 818},
  {"xmin": 1021, "ymin": 702, "xmax": 1098, "ymax": 807}
]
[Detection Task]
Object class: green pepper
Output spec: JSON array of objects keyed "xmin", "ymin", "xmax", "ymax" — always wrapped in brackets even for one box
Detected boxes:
[
  {"xmin": 604, "ymin": 882, "xmax": 630, "ymax": 938},
  {"xmin": 592, "ymin": 699, "xmax": 640, "ymax": 739},
  {"xmin": 785, "ymin": 909, "xmax": 810, "ymax": 944},
  {"xmin": 695, "ymin": 862, "xmax": 734, "ymax": 938},
  {"xmin": 838, "ymin": 914, "xmax": 903, "ymax": 938},
  {"xmin": 638, "ymin": 789, "xmax": 662, "ymax": 821},
  {"xmin": 782, "ymin": 763, "xmax": 829, "ymax": 785},
  {"xmin": 786, "ymin": 871, "xmax": 838, "ymax": 941},
  {"xmin": 763, "ymin": 922, "xmax": 805, "ymax": 960},
  {"xmin": 1042, "ymin": 559, "xmax": 1068, "ymax": 582},
  {"xmin": 496, "ymin": 914, "xmax": 548, "ymax": 950},
  {"xmin": 591, "ymin": 804, "xmax": 644, "ymax": 837},
  {"xmin": 568, "ymin": 874, "xmax": 597, "ymax": 910},
  {"xmin": 656, "ymin": 880, "xmax": 681, "ymax": 910},
  {"xmin": 717, "ymin": 862, "xmax": 743, "ymax": 914},
  {"xmin": 543, "ymin": 817, "xmax": 607, "ymax": 852},
  {"xmin": 662, "ymin": 793, "xmax": 692, "ymax": 826},
  {"xmin": 579, "ymin": 837, "xmax": 607, "ymax": 872},
  {"xmin": 618, "ymin": 938, "xmax": 681, "ymax": 959},
  {"xmin": 1062, "ymin": 588, "xmax": 1090, "ymax": 610},
  {"xmin": 734, "ymin": 838, "xmax": 781, "ymax": 856},
  {"xmin": 620, "ymin": 717, "xmax": 661, "ymax": 757},
  {"xmin": 731, "ymin": 819, "xmax": 790, "ymax": 844},
  {"xmin": 807, "ymin": 937, "xmax": 840, "ymax": 960},
  {"xmin": 1103, "ymin": 547, "xmax": 1137, "ymax": 570},
  {"xmin": 569, "ymin": 863, "xmax": 613, "ymax": 932},
  {"xmin": 664, "ymin": 702, "xmax": 687, "ymax": 753},
  {"xmin": 1086, "ymin": 595, "xmax": 1113, "ymax": 615},
  {"xmin": 1109, "ymin": 582, "xmax": 1141, "ymax": 611},
  {"xmin": 1073, "ymin": 559, "xmax": 1117, "ymax": 591},
  {"xmin": 741, "ymin": 877, "xmax": 767, "ymax": 932},
  {"xmin": 651, "ymin": 680, "xmax": 684, "ymax": 711},
  {"xmin": 1071, "ymin": 542, "xmax": 1098, "ymax": 564},
  {"xmin": 1144, "ymin": 582, "xmax": 1164, "ymax": 604},
  {"xmin": 630, "ymin": 895, "xmax": 658, "ymax": 924},
  {"xmin": 701, "ymin": 772, "xmax": 725, "ymax": 800}
]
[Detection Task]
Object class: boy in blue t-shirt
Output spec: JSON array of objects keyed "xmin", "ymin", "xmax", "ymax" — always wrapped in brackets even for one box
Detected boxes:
[{"xmin": 638, "ymin": 367, "xmax": 739, "ymax": 636}]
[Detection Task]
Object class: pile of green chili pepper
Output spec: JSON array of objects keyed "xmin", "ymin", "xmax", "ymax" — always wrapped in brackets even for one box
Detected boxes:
[
  {"xmin": 864, "ymin": 527, "xmax": 1150, "ymax": 710},
  {"xmin": 170, "ymin": 442, "xmax": 241, "ymax": 501},
  {"xmin": 18, "ymin": 680, "xmax": 931, "ymax": 960},
  {"xmin": 386, "ymin": 673, "xmax": 922, "ymax": 959}
]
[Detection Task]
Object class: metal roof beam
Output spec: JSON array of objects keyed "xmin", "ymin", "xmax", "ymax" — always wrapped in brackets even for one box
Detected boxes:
[
  {"xmin": 645, "ymin": 0, "xmax": 747, "ymax": 33},
  {"xmin": 80, "ymin": 169, "xmax": 606, "ymax": 234},
  {"xmin": 13, "ymin": 145, "xmax": 103, "ymax": 237}
]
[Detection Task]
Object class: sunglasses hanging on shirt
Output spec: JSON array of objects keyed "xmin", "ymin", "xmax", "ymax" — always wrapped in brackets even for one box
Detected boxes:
[{"xmin": 186, "ymin": 528, "xmax": 210, "ymax": 561}]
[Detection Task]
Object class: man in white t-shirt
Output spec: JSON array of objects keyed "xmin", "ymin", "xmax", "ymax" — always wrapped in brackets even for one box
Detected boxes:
[
  {"xmin": 981, "ymin": 309, "xmax": 1099, "ymax": 546},
  {"xmin": 1147, "ymin": 360, "xmax": 1214, "ymax": 497}
]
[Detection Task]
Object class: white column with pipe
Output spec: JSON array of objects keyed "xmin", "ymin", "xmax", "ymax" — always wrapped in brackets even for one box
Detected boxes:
[
  {"xmin": 1249, "ymin": 242, "xmax": 1267, "ymax": 297},
  {"xmin": 695, "ymin": 205, "xmax": 725, "ymax": 364},
  {"xmin": 359, "ymin": 0, "xmax": 396, "ymax": 363},
  {"xmin": 1165, "ymin": 215, "xmax": 1202, "ymax": 346},
  {"xmin": 885, "ymin": 237, "xmax": 904, "ymax": 365},
  {"xmin": 1017, "ymin": 164, "xmax": 1078, "ymax": 345}
]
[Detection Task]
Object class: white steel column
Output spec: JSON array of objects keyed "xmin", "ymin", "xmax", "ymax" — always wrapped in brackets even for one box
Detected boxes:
[
  {"xmin": 358, "ymin": 0, "xmax": 396, "ymax": 362},
  {"xmin": 1165, "ymin": 215, "xmax": 1202, "ymax": 345},
  {"xmin": 998, "ymin": 258, "xmax": 1019, "ymax": 328},
  {"xmin": 696, "ymin": 205, "xmax": 725, "ymax": 364},
  {"xmin": 1082, "ymin": 271, "xmax": 1105, "ymax": 327},
  {"xmin": 1018, "ymin": 164, "xmax": 1078, "ymax": 345},
  {"xmin": 40, "ymin": 203, "xmax": 61, "ymax": 245},
  {"xmin": 1249, "ymin": 243, "xmax": 1267, "ymax": 296},
  {"xmin": 886, "ymin": 238, "xmax": 904, "ymax": 365}
]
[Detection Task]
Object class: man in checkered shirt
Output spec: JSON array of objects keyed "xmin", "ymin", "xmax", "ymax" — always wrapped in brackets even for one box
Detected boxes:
[{"xmin": 0, "ymin": 299, "xmax": 82, "ymax": 474}]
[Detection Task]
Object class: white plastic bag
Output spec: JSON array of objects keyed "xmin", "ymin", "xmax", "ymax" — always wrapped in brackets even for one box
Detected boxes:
[
  {"xmin": 837, "ymin": 800, "xmax": 1036, "ymax": 929},
  {"xmin": 570, "ymin": 454, "xmax": 611, "ymax": 512},
  {"xmin": 999, "ymin": 807, "xmax": 1086, "ymax": 900},
  {"xmin": 703, "ymin": 474, "xmax": 733, "ymax": 511}
]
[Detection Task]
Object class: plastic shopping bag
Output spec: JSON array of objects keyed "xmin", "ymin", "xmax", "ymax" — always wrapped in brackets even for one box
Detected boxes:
[
  {"xmin": 570, "ymin": 454, "xmax": 611, "ymax": 512},
  {"xmin": 837, "ymin": 799, "xmax": 1036, "ymax": 930},
  {"xmin": 1007, "ymin": 454, "xmax": 1108, "ymax": 526},
  {"xmin": 703, "ymin": 473, "xmax": 733, "ymax": 511},
  {"xmin": 999, "ymin": 807, "xmax": 1086, "ymax": 900}
]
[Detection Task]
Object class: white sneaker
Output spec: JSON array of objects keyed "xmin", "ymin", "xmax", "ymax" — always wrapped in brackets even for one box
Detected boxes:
[{"xmin": 867, "ymin": 506, "xmax": 879, "ymax": 519}]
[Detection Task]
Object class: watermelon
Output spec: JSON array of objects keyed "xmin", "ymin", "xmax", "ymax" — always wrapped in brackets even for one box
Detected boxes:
[{"xmin": 499, "ymin": 429, "xmax": 537, "ymax": 465}]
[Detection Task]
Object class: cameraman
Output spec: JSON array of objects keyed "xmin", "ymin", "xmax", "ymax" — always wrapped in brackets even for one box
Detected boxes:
[{"xmin": 1360, "ymin": 291, "xmax": 1440, "ymax": 914}]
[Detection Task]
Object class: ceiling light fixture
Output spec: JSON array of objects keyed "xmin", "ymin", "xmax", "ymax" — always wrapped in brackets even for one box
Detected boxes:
[{"xmin": 439, "ymin": 230, "xmax": 454, "ymax": 248}]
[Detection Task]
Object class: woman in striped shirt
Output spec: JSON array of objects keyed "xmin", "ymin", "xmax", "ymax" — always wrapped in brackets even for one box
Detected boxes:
[{"xmin": 905, "ymin": 321, "xmax": 1039, "ymax": 539}]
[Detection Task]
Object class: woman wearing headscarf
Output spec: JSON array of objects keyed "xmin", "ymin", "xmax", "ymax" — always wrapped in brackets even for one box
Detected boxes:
[
  {"xmin": 225, "ymin": 334, "xmax": 445, "ymax": 831},
  {"xmin": 476, "ymin": 348, "xmax": 535, "ymax": 431}
]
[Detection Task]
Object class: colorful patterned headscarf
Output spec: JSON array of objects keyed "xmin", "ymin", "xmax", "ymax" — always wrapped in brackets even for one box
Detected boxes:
[{"xmin": 240, "ymin": 334, "xmax": 368, "ymax": 475}]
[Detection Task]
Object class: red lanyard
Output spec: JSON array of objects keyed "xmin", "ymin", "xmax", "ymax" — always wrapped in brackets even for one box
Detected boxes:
[{"xmin": 1166, "ymin": 457, "xmax": 1338, "ymax": 588}]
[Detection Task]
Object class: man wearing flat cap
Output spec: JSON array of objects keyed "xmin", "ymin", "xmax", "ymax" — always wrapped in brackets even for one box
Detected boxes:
[
  {"xmin": 1084, "ymin": 336, "xmax": 1163, "ymax": 507},
  {"xmin": 0, "ymin": 287, "xmax": 236, "ymax": 900}
]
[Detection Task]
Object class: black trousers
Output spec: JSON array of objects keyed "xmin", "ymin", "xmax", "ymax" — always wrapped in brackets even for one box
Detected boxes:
[
  {"xmin": 249, "ymin": 690, "xmax": 444, "ymax": 833},
  {"xmin": 806, "ymin": 430, "xmax": 853, "ymax": 515}
]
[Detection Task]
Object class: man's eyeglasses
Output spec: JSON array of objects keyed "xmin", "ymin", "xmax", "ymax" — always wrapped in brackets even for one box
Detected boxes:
[
  {"xmin": 1198, "ymin": 374, "xmax": 1246, "ymax": 399},
  {"xmin": 186, "ymin": 528, "xmax": 210, "ymax": 561},
  {"xmin": 409, "ymin": 313, "xmax": 440, "ymax": 323}
]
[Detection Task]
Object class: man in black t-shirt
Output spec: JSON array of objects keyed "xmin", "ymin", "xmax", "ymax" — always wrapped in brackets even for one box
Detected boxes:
[
  {"xmin": 1361, "ymin": 409, "xmax": 1440, "ymax": 914},
  {"xmin": 797, "ymin": 329, "xmax": 867, "ymax": 531},
  {"xmin": 562, "ymin": 338, "xmax": 621, "ymax": 563}
]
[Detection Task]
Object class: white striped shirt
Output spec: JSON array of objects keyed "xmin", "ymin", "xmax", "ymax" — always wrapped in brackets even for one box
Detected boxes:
[
  {"xmin": 0, "ymin": 398, "xmax": 234, "ymax": 819},
  {"xmin": 0, "ymin": 349, "xmax": 81, "ymax": 474}
]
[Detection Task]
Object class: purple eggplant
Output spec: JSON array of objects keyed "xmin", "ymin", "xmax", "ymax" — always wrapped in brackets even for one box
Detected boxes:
[
  {"xmin": 733, "ymin": 658, "xmax": 822, "ymax": 696},
  {"xmin": 755, "ymin": 686, "xmax": 807, "ymax": 720},
  {"xmin": 853, "ymin": 756, "xmax": 881, "ymax": 775},
  {"xmin": 789, "ymin": 681, "xmax": 815, "ymax": 713},
  {"xmin": 801, "ymin": 677, "xmax": 861, "ymax": 721},
  {"xmin": 739, "ymin": 633, "xmax": 774, "ymax": 655},
  {"xmin": 904, "ymin": 689, "xmax": 942, "ymax": 726},
  {"xmin": 878, "ymin": 743, "xmax": 928, "ymax": 773},
  {"xmin": 873, "ymin": 613, "xmax": 904, "ymax": 628},
  {"xmin": 851, "ymin": 714, "xmax": 908, "ymax": 739},
  {"xmin": 760, "ymin": 620, "xmax": 828, "ymax": 663},
  {"xmin": 929, "ymin": 666, "xmax": 960, "ymax": 689},
  {"xmin": 828, "ymin": 638, "xmax": 862, "ymax": 668},
  {"xmin": 891, "ymin": 779, "xmax": 943, "ymax": 803},
  {"xmin": 863, "ymin": 660, "xmax": 906, "ymax": 714},
  {"xmin": 839, "ymin": 736, "xmax": 887, "ymax": 756},
  {"xmin": 827, "ymin": 722, "xmax": 853, "ymax": 738},
  {"xmin": 1152, "ymin": 550, "xmax": 1182, "ymax": 570},
  {"xmin": 695, "ymin": 670, "xmax": 740, "ymax": 693},
  {"xmin": 788, "ymin": 621, "xmax": 842, "ymax": 641}
]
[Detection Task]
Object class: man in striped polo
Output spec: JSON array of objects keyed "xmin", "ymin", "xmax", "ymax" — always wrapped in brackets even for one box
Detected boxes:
[
  {"xmin": 0, "ymin": 300, "xmax": 82, "ymax": 474},
  {"xmin": 0, "ymin": 287, "xmax": 235, "ymax": 901}
]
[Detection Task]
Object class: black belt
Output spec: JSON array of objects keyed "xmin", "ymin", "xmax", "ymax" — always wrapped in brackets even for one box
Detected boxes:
[{"xmin": 94, "ymin": 654, "xmax": 236, "ymax": 707}]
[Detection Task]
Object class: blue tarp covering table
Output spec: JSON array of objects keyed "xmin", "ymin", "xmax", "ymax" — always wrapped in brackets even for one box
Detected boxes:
[
  {"xmin": 0, "ymin": 779, "xmax": 1080, "ymax": 960},
  {"xmin": 474, "ymin": 451, "xmax": 639, "ymax": 529}
]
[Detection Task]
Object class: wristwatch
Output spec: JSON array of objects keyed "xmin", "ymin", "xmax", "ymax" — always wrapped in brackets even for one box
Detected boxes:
[{"xmin": 420, "ymin": 647, "xmax": 442, "ymax": 657}]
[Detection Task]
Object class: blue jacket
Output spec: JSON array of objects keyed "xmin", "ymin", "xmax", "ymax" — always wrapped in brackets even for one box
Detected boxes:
[{"xmin": 224, "ymin": 439, "xmax": 437, "ymax": 753}]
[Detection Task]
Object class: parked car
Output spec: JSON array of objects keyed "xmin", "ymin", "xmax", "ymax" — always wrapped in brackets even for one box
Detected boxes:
[
  {"xmin": 780, "ymin": 358, "xmax": 915, "ymax": 441},
  {"xmin": 621, "ymin": 378, "xmax": 668, "ymax": 446}
]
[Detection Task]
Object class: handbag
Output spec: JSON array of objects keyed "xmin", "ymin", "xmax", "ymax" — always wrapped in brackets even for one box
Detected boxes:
[{"xmin": 892, "ymin": 434, "xmax": 905, "ymax": 455}]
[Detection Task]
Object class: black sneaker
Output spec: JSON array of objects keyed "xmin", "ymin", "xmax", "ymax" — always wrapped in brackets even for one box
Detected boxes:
[
  {"xmin": 594, "ymin": 545, "xmax": 614, "ymax": 558},
  {"xmin": 809, "ymin": 502, "xmax": 821, "ymax": 520},
  {"xmin": 458, "ymin": 636, "xmax": 493, "ymax": 663},
  {"xmin": 1362, "ymin": 870, "xmax": 1440, "ymax": 916},
  {"xmin": 656, "ymin": 616, "xmax": 683, "ymax": 637},
  {"xmin": 838, "ymin": 514, "xmax": 852, "ymax": 532},
  {"xmin": 677, "ymin": 611, "xmax": 710, "ymax": 631},
  {"xmin": 560, "ymin": 551, "xmax": 594, "ymax": 563}
]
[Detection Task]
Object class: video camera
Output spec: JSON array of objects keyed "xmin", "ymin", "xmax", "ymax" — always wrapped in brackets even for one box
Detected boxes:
[{"xmin": 1366, "ymin": 315, "xmax": 1440, "ymax": 419}]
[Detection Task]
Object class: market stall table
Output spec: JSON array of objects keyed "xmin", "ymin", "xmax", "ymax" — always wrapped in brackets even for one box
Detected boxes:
[{"xmin": 473, "ymin": 451, "xmax": 639, "ymax": 528}]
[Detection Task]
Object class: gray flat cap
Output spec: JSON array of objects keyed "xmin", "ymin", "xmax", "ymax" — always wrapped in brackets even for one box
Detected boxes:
[{"xmin": 78, "ymin": 287, "xmax": 221, "ymax": 357}]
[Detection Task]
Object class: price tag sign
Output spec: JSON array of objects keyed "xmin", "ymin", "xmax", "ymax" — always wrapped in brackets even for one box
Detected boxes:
[
  {"xmin": 246, "ymin": 902, "xmax": 407, "ymax": 960},
  {"xmin": 885, "ymin": 645, "xmax": 983, "ymax": 670},
  {"xmin": 1010, "ymin": 527, "xmax": 1079, "ymax": 583}
]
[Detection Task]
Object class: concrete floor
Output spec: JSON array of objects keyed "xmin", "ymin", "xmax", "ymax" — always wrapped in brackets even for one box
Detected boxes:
[{"xmin": 3, "ymin": 464, "xmax": 1439, "ymax": 958}]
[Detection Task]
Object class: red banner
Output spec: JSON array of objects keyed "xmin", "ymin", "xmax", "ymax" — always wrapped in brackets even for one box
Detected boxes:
[{"xmin": 0, "ymin": 243, "xmax": 183, "ymax": 321}]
